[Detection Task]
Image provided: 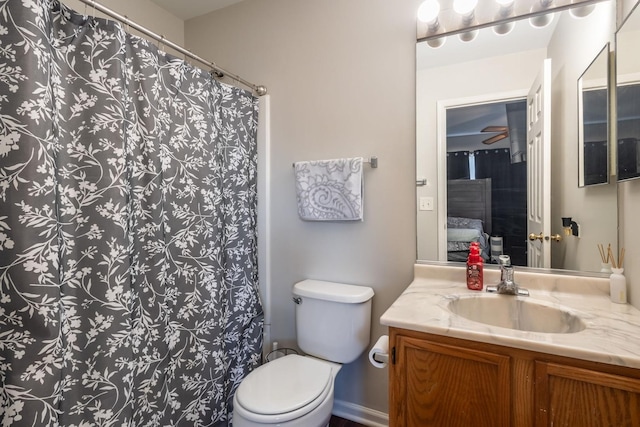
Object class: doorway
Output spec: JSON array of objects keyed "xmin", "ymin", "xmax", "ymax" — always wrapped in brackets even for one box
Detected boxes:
[{"xmin": 445, "ymin": 99, "xmax": 528, "ymax": 266}]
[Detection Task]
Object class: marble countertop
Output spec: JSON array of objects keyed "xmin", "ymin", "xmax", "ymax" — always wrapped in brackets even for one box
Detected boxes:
[{"xmin": 380, "ymin": 263, "xmax": 640, "ymax": 369}]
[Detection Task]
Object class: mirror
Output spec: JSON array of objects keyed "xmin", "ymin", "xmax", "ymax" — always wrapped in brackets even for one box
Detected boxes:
[
  {"xmin": 616, "ymin": 3, "xmax": 640, "ymax": 182},
  {"xmin": 416, "ymin": 1, "xmax": 618, "ymax": 274},
  {"xmin": 578, "ymin": 44, "xmax": 610, "ymax": 187}
]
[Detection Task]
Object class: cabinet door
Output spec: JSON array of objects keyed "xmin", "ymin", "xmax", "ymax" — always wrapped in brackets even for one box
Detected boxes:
[
  {"xmin": 535, "ymin": 361, "xmax": 640, "ymax": 426},
  {"xmin": 390, "ymin": 335, "xmax": 511, "ymax": 427}
]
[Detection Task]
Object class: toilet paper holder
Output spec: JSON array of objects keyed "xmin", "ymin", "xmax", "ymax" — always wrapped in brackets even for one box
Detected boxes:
[
  {"xmin": 372, "ymin": 351, "xmax": 389, "ymax": 364},
  {"xmin": 369, "ymin": 335, "xmax": 390, "ymax": 368}
]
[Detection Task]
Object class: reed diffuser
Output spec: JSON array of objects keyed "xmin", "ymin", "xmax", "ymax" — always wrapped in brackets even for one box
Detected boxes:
[
  {"xmin": 607, "ymin": 245, "xmax": 627, "ymax": 304},
  {"xmin": 597, "ymin": 243, "xmax": 611, "ymax": 273}
]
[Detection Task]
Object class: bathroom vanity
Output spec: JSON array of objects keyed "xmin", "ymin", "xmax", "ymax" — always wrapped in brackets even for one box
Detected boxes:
[{"xmin": 381, "ymin": 264, "xmax": 640, "ymax": 427}]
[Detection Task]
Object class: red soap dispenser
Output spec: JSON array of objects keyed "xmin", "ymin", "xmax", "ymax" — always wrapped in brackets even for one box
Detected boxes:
[{"xmin": 466, "ymin": 243, "xmax": 484, "ymax": 291}]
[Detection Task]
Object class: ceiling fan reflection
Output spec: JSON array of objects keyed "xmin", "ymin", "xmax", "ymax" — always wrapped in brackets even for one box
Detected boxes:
[{"xmin": 481, "ymin": 125, "xmax": 509, "ymax": 144}]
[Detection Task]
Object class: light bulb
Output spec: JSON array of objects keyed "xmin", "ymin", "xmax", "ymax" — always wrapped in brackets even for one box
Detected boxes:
[
  {"xmin": 529, "ymin": 0, "xmax": 555, "ymax": 28},
  {"xmin": 453, "ymin": 0, "xmax": 478, "ymax": 16},
  {"xmin": 458, "ymin": 29, "xmax": 479, "ymax": 42},
  {"xmin": 570, "ymin": 0, "xmax": 595, "ymax": 18},
  {"xmin": 529, "ymin": 13, "xmax": 554, "ymax": 28},
  {"xmin": 493, "ymin": 21, "xmax": 515, "ymax": 35},
  {"xmin": 427, "ymin": 37, "xmax": 446, "ymax": 48},
  {"xmin": 494, "ymin": 0, "xmax": 515, "ymax": 33},
  {"xmin": 529, "ymin": 0, "xmax": 554, "ymax": 28},
  {"xmin": 496, "ymin": 0, "xmax": 515, "ymax": 16},
  {"xmin": 418, "ymin": 0, "xmax": 440, "ymax": 24}
]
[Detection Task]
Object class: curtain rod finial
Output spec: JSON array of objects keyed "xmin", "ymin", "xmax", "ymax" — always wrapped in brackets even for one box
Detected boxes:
[{"xmin": 255, "ymin": 85, "xmax": 267, "ymax": 96}]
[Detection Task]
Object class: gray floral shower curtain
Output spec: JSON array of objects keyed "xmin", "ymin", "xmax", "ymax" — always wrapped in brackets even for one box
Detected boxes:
[{"xmin": 0, "ymin": 1, "xmax": 263, "ymax": 425}]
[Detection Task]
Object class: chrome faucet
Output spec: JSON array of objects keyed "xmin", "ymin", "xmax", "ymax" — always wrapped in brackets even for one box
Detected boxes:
[
  {"xmin": 486, "ymin": 255, "xmax": 529, "ymax": 296},
  {"xmin": 496, "ymin": 265, "xmax": 523, "ymax": 295}
]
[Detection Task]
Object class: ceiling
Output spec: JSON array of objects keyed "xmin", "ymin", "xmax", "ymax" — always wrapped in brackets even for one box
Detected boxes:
[
  {"xmin": 149, "ymin": 0, "xmax": 244, "ymax": 20},
  {"xmin": 447, "ymin": 101, "xmax": 523, "ymax": 151}
]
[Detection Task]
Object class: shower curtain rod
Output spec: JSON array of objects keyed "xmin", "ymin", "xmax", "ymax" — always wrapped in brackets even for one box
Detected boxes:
[{"xmin": 76, "ymin": 0, "xmax": 267, "ymax": 96}]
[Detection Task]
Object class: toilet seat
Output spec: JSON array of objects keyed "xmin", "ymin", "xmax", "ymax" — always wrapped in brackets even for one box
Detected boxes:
[{"xmin": 234, "ymin": 355, "xmax": 333, "ymax": 423}]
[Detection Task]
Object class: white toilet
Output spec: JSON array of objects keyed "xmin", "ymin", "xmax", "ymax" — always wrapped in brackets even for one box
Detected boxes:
[{"xmin": 232, "ymin": 279, "xmax": 375, "ymax": 427}]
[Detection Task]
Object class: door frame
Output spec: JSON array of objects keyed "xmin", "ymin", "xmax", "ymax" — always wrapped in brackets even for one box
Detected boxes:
[{"xmin": 436, "ymin": 90, "xmax": 528, "ymax": 262}]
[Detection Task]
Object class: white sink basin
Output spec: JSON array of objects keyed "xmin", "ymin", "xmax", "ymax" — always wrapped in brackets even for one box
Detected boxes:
[{"xmin": 447, "ymin": 295, "xmax": 586, "ymax": 334}]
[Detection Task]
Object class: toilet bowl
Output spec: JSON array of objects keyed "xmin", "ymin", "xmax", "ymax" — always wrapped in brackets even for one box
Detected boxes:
[
  {"xmin": 232, "ymin": 355, "xmax": 340, "ymax": 427},
  {"xmin": 232, "ymin": 280, "xmax": 374, "ymax": 427}
]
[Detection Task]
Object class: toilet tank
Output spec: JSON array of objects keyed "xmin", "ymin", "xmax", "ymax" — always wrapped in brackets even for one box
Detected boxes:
[{"xmin": 293, "ymin": 280, "xmax": 374, "ymax": 364}]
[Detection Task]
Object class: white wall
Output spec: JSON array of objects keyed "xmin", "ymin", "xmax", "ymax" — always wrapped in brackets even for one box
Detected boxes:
[
  {"xmin": 619, "ymin": 0, "xmax": 640, "ymax": 308},
  {"xmin": 184, "ymin": 0, "xmax": 419, "ymax": 417},
  {"xmin": 547, "ymin": 3, "xmax": 617, "ymax": 272},
  {"xmin": 63, "ymin": 0, "xmax": 184, "ymax": 46},
  {"xmin": 620, "ymin": 182, "xmax": 640, "ymax": 307}
]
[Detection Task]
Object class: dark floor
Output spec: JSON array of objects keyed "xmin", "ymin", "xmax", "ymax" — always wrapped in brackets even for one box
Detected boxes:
[{"xmin": 329, "ymin": 415, "xmax": 368, "ymax": 427}]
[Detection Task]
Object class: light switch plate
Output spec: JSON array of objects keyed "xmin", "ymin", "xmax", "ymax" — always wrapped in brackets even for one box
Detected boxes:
[{"xmin": 419, "ymin": 197, "xmax": 434, "ymax": 211}]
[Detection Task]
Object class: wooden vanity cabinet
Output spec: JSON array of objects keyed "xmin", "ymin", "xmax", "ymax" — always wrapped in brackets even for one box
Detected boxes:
[
  {"xmin": 535, "ymin": 361, "xmax": 640, "ymax": 426},
  {"xmin": 389, "ymin": 328, "xmax": 640, "ymax": 427},
  {"xmin": 390, "ymin": 332, "xmax": 511, "ymax": 426}
]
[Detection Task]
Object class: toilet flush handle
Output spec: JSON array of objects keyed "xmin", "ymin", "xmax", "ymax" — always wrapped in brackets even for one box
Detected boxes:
[{"xmin": 292, "ymin": 296, "xmax": 302, "ymax": 304}]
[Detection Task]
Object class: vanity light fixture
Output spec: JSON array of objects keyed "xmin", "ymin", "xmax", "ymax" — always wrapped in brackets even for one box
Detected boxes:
[
  {"xmin": 454, "ymin": 0, "xmax": 479, "ymax": 42},
  {"xmin": 418, "ymin": 0, "xmax": 447, "ymax": 48},
  {"xmin": 529, "ymin": 0, "xmax": 555, "ymax": 28},
  {"xmin": 494, "ymin": 0, "xmax": 516, "ymax": 35},
  {"xmin": 416, "ymin": 0, "xmax": 604, "ymax": 48}
]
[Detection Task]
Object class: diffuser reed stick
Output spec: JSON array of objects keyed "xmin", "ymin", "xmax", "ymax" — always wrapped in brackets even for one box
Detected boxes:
[
  {"xmin": 597, "ymin": 243, "xmax": 609, "ymax": 263},
  {"xmin": 607, "ymin": 245, "xmax": 625, "ymax": 269}
]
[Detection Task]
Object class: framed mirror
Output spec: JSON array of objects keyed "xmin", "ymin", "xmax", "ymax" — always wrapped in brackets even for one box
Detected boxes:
[
  {"xmin": 416, "ymin": 1, "xmax": 618, "ymax": 274},
  {"xmin": 616, "ymin": 3, "xmax": 640, "ymax": 182},
  {"xmin": 578, "ymin": 44, "xmax": 609, "ymax": 187}
]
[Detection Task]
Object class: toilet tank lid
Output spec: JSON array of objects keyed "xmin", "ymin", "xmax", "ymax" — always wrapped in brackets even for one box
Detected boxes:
[{"xmin": 293, "ymin": 280, "xmax": 374, "ymax": 303}]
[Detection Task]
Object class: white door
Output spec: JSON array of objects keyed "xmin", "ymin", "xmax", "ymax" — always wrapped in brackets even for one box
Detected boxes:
[{"xmin": 527, "ymin": 59, "xmax": 552, "ymax": 268}]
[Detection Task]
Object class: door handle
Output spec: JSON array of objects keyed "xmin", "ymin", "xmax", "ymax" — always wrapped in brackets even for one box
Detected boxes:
[
  {"xmin": 529, "ymin": 233, "xmax": 562, "ymax": 242},
  {"xmin": 528, "ymin": 232, "xmax": 544, "ymax": 241}
]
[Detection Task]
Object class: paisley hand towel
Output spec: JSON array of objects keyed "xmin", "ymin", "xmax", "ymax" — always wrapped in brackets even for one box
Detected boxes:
[{"xmin": 294, "ymin": 157, "xmax": 364, "ymax": 221}]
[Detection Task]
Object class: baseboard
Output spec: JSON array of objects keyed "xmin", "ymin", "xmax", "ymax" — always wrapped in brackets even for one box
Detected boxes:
[{"xmin": 332, "ymin": 399, "xmax": 389, "ymax": 427}]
